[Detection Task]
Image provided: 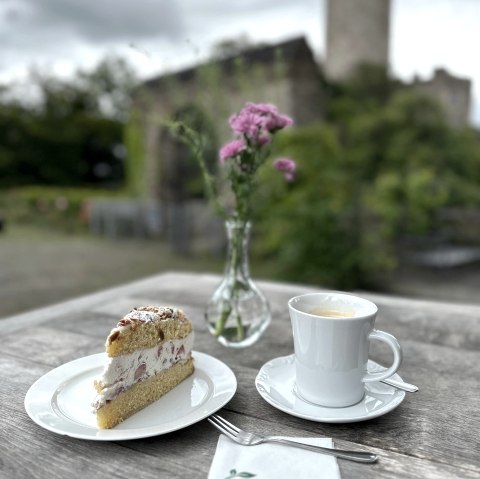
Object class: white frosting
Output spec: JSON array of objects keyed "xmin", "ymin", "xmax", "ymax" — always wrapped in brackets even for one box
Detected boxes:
[{"xmin": 92, "ymin": 332, "xmax": 194, "ymax": 410}]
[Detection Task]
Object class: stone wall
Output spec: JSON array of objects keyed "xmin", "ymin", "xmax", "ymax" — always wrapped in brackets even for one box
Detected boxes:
[
  {"xmin": 412, "ymin": 68, "xmax": 471, "ymax": 128},
  {"xmin": 325, "ymin": 0, "xmax": 391, "ymax": 81},
  {"xmin": 130, "ymin": 38, "xmax": 325, "ymax": 254}
]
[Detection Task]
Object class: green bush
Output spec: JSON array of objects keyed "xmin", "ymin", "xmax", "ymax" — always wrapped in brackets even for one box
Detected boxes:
[
  {"xmin": 0, "ymin": 110, "xmax": 124, "ymax": 188},
  {"xmin": 253, "ymin": 123, "xmax": 393, "ymax": 289},
  {"xmin": 0, "ymin": 186, "xmax": 125, "ymax": 233},
  {"xmin": 0, "ymin": 55, "xmax": 134, "ymax": 188},
  {"xmin": 253, "ymin": 89, "xmax": 480, "ymax": 289}
]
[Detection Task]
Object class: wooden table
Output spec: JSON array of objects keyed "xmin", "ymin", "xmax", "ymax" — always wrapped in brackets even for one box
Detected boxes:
[{"xmin": 1, "ymin": 272, "xmax": 479, "ymax": 478}]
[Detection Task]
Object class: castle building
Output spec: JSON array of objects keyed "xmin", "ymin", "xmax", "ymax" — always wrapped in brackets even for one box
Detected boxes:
[
  {"xmin": 412, "ymin": 68, "xmax": 471, "ymax": 128},
  {"xmin": 129, "ymin": 38, "xmax": 324, "ymax": 252},
  {"xmin": 325, "ymin": 0, "xmax": 391, "ymax": 81},
  {"xmin": 132, "ymin": 37, "xmax": 324, "ymax": 203},
  {"xmin": 122, "ymin": 1, "xmax": 472, "ymax": 249},
  {"xmin": 323, "ymin": 0, "xmax": 471, "ymax": 126}
]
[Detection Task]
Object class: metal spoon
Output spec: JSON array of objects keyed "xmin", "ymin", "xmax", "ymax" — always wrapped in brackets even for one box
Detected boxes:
[{"xmin": 381, "ymin": 377, "xmax": 418, "ymax": 393}]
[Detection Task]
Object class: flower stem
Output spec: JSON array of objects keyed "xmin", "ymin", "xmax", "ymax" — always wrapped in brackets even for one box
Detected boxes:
[
  {"xmin": 214, "ymin": 220, "xmax": 248, "ymax": 339},
  {"xmin": 215, "ymin": 302, "xmax": 232, "ymax": 336},
  {"xmin": 235, "ymin": 311, "xmax": 245, "ymax": 341}
]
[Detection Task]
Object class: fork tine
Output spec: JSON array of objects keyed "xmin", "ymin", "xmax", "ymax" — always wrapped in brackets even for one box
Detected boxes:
[
  {"xmin": 209, "ymin": 416, "xmax": 240, "ymax": 438},
  {"xmin": 207, "ymin": 418, "xmax": 238, "ymax": 441},
  {"xmin": 212, "ymin": 414, "xmax": 240, "ymax": 434}
]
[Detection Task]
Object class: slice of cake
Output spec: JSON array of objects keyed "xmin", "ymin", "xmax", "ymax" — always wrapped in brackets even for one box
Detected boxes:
[{"xmin": 92, "ymin": 306, "xmax": 194, "ymax": 429}]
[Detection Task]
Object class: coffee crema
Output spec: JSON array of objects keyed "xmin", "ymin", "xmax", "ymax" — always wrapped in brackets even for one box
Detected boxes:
[{"xmin": 309, "ymin": 307, "xmax": 354, "ymax": 318}]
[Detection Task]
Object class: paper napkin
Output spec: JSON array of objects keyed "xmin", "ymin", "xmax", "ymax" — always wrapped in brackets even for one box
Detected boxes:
[{"xmin": 208, "ymin": 434, "xmax": 341, "ymax": 479}]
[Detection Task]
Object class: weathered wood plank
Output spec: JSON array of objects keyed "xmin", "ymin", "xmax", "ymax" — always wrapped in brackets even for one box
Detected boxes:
[
  {"xmin": 5, "ymin": 352, "xmax": 476, "ymax": 479},
  {"xmin": 369, "ymin": 296, "xmax": 480, "ymax": 351},
  {"xmin": 99, "ymin": 274, "xmax": 480, "ymax": 351},
  {"xmin": 8, "ymin": 326, "xmax": 478, "ymax": 473},
  {"xmin": 205, "ymin": 412, "xmax": 480, "ymax": 479},
  {"xmin": 118, "ymin": 408, "xmax": 480, "ymax": 479},
  {"xmin": 2, "ymin": 272, "xmax": 480, "ymax": 478},
  {"xmin": 0, "ymin": 406, "xmax": 204, "ymax": 479},
  {"xmin": 221, "ymin": 342, "xmax": 480, "ymax": 475},
  {"xmin": 45, "ymin": 311, "xmax": 120, "ymax": 338},
  {"xmin": 4, "ymin": 272, "xmax": 480, "ymax": 350},
  {"xmin": 0, "ymin": 272, "xmax": 196, "ymax": 335},
  {"xmin": 1, "ymin": 326, "xmax": 103, "ymax": 367},
  {"xmin": 0, "ymin": 356, "xmax": 208, "ymax": 479}
]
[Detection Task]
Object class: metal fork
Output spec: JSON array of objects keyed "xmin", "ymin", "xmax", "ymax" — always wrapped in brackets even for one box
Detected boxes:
[{"xmin": 208, "ymin": 414, "xmax": 377, "ymax": 463}]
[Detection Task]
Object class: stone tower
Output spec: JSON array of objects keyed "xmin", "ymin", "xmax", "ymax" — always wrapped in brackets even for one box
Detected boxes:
[{"xmin": 325, "ymin": 0, "xmax": 391, "ymax": 81}]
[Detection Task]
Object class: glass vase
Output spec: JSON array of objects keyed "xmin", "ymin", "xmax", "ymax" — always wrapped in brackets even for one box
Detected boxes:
[{"xmin": 205, "ymin": 220, "xmax": 271, "ymax": 348}]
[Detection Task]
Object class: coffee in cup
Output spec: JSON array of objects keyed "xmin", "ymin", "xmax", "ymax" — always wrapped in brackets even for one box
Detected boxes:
[
  {"xmin": 288, "ymin": 292, "xmax": 402, "ymax": 408},
  {"xmin": 308, "ymin": 307, "xmax": 354, "ymax": 318}
]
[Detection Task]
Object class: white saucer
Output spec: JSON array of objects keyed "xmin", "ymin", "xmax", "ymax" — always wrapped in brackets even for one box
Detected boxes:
[
  {"xmin": 255, "ymin": 355, "xmax": 406, "ymax": 423},
  {"xmin": 25, "ymin": 351, "xmax": 237, "ymax": 441}
]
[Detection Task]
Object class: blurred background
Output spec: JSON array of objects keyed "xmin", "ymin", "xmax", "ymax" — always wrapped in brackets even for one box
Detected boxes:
[{"xmin": 1, "ymin": 0, "xmax": 480, "ymax": 318}]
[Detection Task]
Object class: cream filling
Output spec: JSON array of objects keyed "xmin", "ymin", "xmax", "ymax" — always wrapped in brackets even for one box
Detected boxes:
[{"xmin": 92, "ymin": 332, "xmax": 194, "ymax": 410}]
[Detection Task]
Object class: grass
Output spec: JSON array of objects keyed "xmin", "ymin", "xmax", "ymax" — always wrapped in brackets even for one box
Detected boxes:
[
  {"xmin": 2, "ymin": 222, "xmax": 479, "ymax": 319},
  {"xmin": 0, "ymin": 224, "xmax": 228, "ymax": 318}
]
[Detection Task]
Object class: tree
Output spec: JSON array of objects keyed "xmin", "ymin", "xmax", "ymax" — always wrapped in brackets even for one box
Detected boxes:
[
  {"xmin": 77, "ymin": 56, "xmax": 137, "ymax": 121},
  {"xmin": 0, "ymin": 55, "xmax": 137, "ymax": 187},
  {"xmin": 254, "ymin": 68, "xmax": 480, "ymax": 288}
]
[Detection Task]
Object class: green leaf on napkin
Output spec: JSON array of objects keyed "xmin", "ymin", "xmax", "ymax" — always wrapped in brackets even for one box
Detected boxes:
[{"xmin": 225, "ymin": 469, "xmax": 256, "ymax": 478}]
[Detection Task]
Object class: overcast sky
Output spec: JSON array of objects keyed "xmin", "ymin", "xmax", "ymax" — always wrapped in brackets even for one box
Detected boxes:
[{"xmin": 1, "ymin": 0, "xmax": 479, "ymax": 124}]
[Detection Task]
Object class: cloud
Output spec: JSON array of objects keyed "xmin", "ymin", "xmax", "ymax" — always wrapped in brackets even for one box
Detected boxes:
[
  {"xmin": 187, "ymin": 0, "xmax": 305, "ymax": 16},
  {"xmin": 0, "ymin": 0, "xmax": 478, "ymax": 125},
  {"xmin": 1, "ymin": 0, "xmax": 185, "ymax": 45}
]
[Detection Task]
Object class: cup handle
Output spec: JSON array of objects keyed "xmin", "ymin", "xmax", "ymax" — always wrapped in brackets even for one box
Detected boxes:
[{"xmin": 363, "ymin": 330, "xmax": 403, "ymax": 383}]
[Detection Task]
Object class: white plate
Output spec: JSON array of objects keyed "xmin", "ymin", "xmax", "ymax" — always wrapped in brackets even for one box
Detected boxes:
[
  {"xmin": 255, "ymin": 355, "xmax": 406, "ymax": 423},
  {"xmin": 25, "ymin": 351, "xmax": 236, "ymax": 440}
]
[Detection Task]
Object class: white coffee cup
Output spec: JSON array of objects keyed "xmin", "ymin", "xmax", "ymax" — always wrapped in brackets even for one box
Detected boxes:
[{"xmin": 288, "ymin": 292, "xmax": 402, "ymax": 408}]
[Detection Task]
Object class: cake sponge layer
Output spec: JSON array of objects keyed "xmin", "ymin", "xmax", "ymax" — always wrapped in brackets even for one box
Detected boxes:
[
  {"xmin": 96, "ymin": 357, "xmax": 194, "ymax": 429},
  {"xmin": 106, "ymin": 307, "xmax": 192, "ymax": 357}
]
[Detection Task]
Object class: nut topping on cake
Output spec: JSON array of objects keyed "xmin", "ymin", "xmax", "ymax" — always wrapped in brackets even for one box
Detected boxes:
[
  {"xmin": 104, "ymin": 306, "xmax": 191, "ymax": 359},
  {"xmin": 108, "ymin": 331, "xmax": 120, "ymax": 343},
  {"xmin": 120, "ymin": 306, "xmax": 178, "ymax": 326}
]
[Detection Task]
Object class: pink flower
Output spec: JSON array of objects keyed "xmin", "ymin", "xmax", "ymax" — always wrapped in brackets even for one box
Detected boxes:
[
  {"xmin": 229, "ymin": 102, "xmax": 294, "ymax": 143},
  {"xmin": 219, "ymin": 139, "xmax": 246, "ymax": 163},
  {"xmin": 274, "ymin": 158, "xmax": 296, "ymax": 182},
  {"xmin": 274, "ymin": 114, "xmax": 294, "ymax": 129},
  {"xmin": 244, "ymin": 102, "xmax": 279, "ymax": 116},
  {"xmin": 229, "ymin": 112, "xmax": 263, "ymax": 138},
  {"xmin": 257, "ymin": 131, "xmax": 271, "ymax": 145},
  {"xmin": 245, "ymin": 103, "xmax": 293, "ymax": 131}
]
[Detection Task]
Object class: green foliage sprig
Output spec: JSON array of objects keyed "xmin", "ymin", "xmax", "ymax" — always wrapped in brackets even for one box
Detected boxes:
[
  {"xmin": 166, "ymin": 102, "xmax": 295, "ymax": 224},
  {"xmin": 165, "ymin": 120, "xmax": 227, "ymax": 219}
]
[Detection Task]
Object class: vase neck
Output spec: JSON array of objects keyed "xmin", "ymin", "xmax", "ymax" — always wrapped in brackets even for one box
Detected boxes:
[{"xmin": 224, "ymin": 220, "xmax": 251, "ymax": 279}]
